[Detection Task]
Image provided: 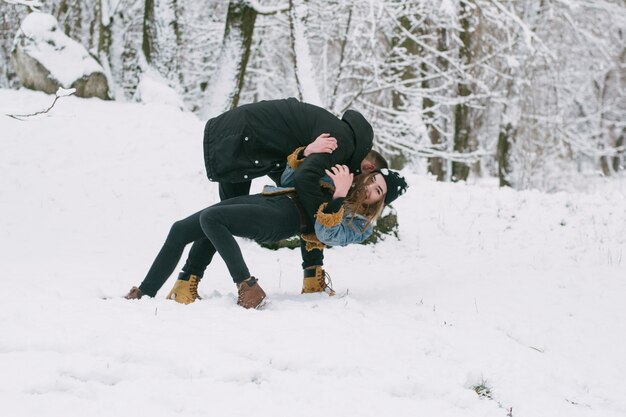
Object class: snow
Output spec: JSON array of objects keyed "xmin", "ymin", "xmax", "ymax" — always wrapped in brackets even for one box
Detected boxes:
[
  {"xmin": 1, "ymin": 88, "xmax": 625, "ymax": 417},
  {"xmin": 16, "ymin": 13, "xmax": 105, "ymax": 87},
  {"xmin": 134, "ymin": 69, "xmax": 186, "ymax": 110}
]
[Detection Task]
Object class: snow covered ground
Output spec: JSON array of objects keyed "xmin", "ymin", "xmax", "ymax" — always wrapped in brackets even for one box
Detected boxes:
[{"xmin": 1, "ymin": 89, "xmax": 625, "ymax": 417}]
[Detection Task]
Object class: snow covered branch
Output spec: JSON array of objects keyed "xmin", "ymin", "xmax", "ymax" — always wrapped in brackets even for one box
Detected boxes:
[
  {"xmin": 243, "ymin": 0, "xmax": 289, "ymax": 15},
  {"xmin": 488, "ymin": 0, "xmax": 555, "ymax": 59},
  {"xmin": 3, "ymin": 0, "xmax": 43, "ymax": 12},
  {"xmin": 1, "ymin": 0, "xmax": 624, "ymax": 188},
  {"xmin": 2, "ymin": 0, "xmax": 41, "ymax": 11},
  {"xmin": 6, "ymin": 87, "xmax": 75, "ymax": 120}
]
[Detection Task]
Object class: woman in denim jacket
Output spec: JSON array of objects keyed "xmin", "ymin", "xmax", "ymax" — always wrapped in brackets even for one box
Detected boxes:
[{"xmin": 273, "ymin": 146, "xmax": 398, "ymax": 247}]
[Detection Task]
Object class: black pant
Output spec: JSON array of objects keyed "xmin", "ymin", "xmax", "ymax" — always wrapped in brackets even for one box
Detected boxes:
[
  {"xmin": 138, "ymin": 194, "xmax": 301, "ymax": 297},
  {"xmin": 216, "ymin": 180, "xmax": 324, "ymax": 268}
]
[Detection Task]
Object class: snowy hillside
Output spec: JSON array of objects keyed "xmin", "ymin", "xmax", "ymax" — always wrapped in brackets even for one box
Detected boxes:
[{"xmin": 1, "ymin": 89, "xmax": 625, "ymax": 417}]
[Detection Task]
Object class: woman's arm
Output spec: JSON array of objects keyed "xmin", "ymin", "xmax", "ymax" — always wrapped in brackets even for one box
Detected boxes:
[
  {"xmin": 313, "ymin": 165, "xmax": 373, "ymax": 245},
  {"xmin": 314, "ymin": 203, "xmax": 373, "ymax": 246},
  {"xmin": 303, "ymin": 133, "xmax": 337, "ymax": 157},
  {"xmin": 324, "ymin": 164, "xmax": 352, "ymax": 199}
]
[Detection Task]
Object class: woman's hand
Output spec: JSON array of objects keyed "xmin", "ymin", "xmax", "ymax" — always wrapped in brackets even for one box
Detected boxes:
[
  {"xmin": 304, "ymin": 133, "xmax": 338, "ymax": 157},
  {"xmin": 325, "ymin": 164, "xmax": 353, "ymax": 199}
]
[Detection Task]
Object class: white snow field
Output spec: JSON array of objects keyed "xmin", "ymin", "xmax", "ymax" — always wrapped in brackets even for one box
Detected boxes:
[{"xmin": 1, "ymin": 89, "xmax": 625, "ymax": 417}]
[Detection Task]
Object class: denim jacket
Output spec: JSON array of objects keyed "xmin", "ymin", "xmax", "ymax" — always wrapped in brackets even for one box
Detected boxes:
[{"xmin": 313, "ymin": 205, "xmax": 373, "ymax": 246}]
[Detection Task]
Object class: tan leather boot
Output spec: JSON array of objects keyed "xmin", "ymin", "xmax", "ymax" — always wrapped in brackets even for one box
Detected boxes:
[
  {"xmin": 125, "ymin": 286, "xmax": 143, "ymax": 299},
  {"xmin": 237, "ymin": 277, "xmax": 266, "ymax": 309},
  {"xmin": 301, "ymin": 266, "xmax": 335, "ymax": 296},
  {"xmin": 167, "ymin": 274, "xmax": 202, "ymax": 304}
]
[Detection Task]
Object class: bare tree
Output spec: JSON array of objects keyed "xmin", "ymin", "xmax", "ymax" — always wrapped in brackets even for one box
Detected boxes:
[
  {"xmin": 1, "ymin": 0, "xmax": 625, "ymax": 190},
  {"xmin": 451, "ymin": 1, "xmax": 474, "ymax": 182}
]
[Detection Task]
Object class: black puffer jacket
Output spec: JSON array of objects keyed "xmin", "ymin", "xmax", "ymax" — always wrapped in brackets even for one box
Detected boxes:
[{"xmin": 203, "ymin": 97, "xmax": 373, "ymax": 227}]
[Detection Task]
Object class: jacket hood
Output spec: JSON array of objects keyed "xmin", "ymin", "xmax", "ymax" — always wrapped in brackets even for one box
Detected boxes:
[{"xmin": 341, "ymin": 109, "xmax": 374, "ymax": 174}]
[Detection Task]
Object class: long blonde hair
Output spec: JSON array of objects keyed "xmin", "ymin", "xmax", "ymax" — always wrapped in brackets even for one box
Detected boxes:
[{"xmin": 343, "ymin": 172, "xmax": 386, "ymax": 231}]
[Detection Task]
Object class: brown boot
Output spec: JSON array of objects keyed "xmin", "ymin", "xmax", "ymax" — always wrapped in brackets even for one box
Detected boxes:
[
  {"xmin": 125, "ymin": 286, "xmax": 143, "ymax": 299},
  {"xmin": 301, "ymin": 266, "xmax": 335, "ymax": 296},
  {"xmin": 167, "ymin": 274, "xmax": 202, "ymax": 304},
  {"xmin": 237, "ymin": 277, "xmax": 266, "ymax": 309}
]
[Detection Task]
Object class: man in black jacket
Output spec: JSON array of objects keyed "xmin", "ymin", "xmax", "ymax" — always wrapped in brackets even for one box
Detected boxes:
[
  {"xmin": 203, "ymin": 97, "xmax": 374, "ymax": 208},
  {"xmin": 168, "ymin": 98, "xmax": 375, "ymax": 303}
]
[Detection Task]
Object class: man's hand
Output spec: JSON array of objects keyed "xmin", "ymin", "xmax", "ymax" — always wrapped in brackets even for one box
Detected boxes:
[
  {"xmin": 325, "ymin": 164, "xmax": 353, "ymax": 199},
  {"xmin": 304, "ymin": 133, "xmax": 338, "ymax": 157}
]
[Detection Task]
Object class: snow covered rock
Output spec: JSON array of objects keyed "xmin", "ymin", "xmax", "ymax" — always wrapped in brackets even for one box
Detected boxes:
[{"xmin": 11, "ymin": 12, "xmax": 110, "ymax": 99}]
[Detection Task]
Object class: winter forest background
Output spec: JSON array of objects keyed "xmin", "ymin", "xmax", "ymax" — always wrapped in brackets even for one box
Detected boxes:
[
  {"xmin": 2, "ymin": 3, "xmax": 626, "ymax": 415},
  {"xmin": 1, "ymin": 0, "xmax": 625, "ymax": 190}
]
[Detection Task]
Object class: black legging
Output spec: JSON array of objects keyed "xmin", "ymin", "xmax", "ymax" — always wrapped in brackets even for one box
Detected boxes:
[
  {"xmin": 138, "ymin": 194, "xmax": 301, "ymax": 296},
  {"xmin": 217, "ymin": 178, "xmax": 324, "ymax": 270}
]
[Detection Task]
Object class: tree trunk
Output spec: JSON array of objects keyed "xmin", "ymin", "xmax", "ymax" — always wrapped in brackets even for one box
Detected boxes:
[
  {"xmin": 614, "ymin": 129, "xmax": 624, "ymax": 172},
  {"xmin": 422, "ymin": 76, "xmax": 443, "ymax": 177},
  {"xmin": 72, "ymin": 0, "xmax": 82, "ymax": 41},
  {"xmin": 391, "ymin": 15, "xmax": 417, "ymax": 113},
  {"xmin": 98, "ymin": 0, "xmax": 112, "ymax": 60},
  {"xmin": 204, "ymin": 0, "xmax": 257, "ymax": 117},
  {"xmin": 329, "ymin": 6, "xmax": 352, "ymax": 111},
  {"xmin": 142, "ymin": 0, "xmax": 182, "ymax": 78},
  {"xmin": 55, "ymin": 0, "xmax": 83, "ymax": 41},
  {"xmin": 142, "ymin": 0, "xmax": 156, "ymax": 64},
  {"xmin": 425, "ymin": 26, "xmax": 448, "ymax": 181},
  {"xmin": 452, "ymin": 3, "xmax": 472, "ymax": 182},
  {"xmin": 0, "ymin": 3, "xmax": 24, "ymax": 88},
  {"xmin": 52, "ymin": 0, "xmax": 75, "ymax": 39},
  {"xmin": 497, "ymin": 123, "xmax": 514, "ymax": 187},
  {"xmin": 389, "ymin": 14, "xmax": 419, "ymax": 170},
  {"xmin": 289, "ymin": 0, "xmax": 322, "ymax": 105}
]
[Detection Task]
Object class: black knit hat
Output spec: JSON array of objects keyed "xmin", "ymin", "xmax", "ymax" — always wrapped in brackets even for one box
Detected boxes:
[{"xmin": 375, "ymin": 168, "xmax": 408, "ymax": 205}]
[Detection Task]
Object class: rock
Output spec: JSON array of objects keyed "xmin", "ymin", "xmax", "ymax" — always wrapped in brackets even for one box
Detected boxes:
[
  {"xmin": 363, "ymin": 206, "xmax": 399, "ymax": 245},
  {"xmin": 11, "ymin": 12, "xmax": 110, "ymax": 99},
  {"xmin": 257, "ymin": 236, "xmax": 301, "ymax": 251}
]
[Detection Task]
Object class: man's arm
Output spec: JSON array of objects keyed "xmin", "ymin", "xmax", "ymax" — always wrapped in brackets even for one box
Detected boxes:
[{"xmin": 280, "ymin": 133, "xmax": 337, "ymax": 187}]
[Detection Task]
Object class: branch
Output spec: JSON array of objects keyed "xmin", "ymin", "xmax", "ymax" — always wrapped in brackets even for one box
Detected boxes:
[
  {"xmin": 378, "ymin": 136, "xmax": 490, "ymax": 163},
  {"xmin": 6, "ymin": 88, "xmax": 76, "ymax": 120},
  {"xmin": 555, "ymin": 0, "xmax": 626, "ymax": 19},
  {"xmin": 339, "ymin": 3, "xmax": 473, "ymax": 114},
  {"xmin": 488, "ymin": 0, "xmax": 555, "ymax": 59},
  {"xmin": 243, "ymin": 0, "xmax": 289, "ymax": 16},
  {"xmin": 2, "ymin": 0, "xmax": 42, "ymax": 12}
]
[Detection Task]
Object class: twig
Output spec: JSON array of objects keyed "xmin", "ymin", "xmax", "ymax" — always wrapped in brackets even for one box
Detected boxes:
[
  {"xmin": 2, "ymin": 0, "xmax": 42, "ymax": 12},
  {"xmin": 6, "ymin": 87, "xmax": 76, "ymax": 120},
  {"xmin": 243, "ymin": 0, "xmax": 289, "ymax": 16}
]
